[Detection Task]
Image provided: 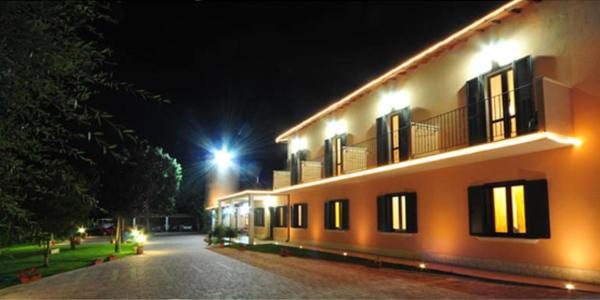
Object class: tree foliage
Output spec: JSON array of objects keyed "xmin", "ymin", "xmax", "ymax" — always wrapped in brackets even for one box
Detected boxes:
[{"xmin": 0, "ymin": 1, "xmax": 168, "ymax": 246}]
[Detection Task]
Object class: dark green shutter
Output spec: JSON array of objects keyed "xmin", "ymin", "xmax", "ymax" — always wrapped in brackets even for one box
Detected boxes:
[
  {"xmin": 291, "ymin": 205, "xmax": 297, "ymax": 227},
  {"xmin": 466, "ymin": 76, "xmax": 487, "ymax": 145},
  {"xmin": 377, "ymin": 195, "xmax": 386, "ymax": 231},
  {"xmin": 513, "ymin": 55, "xmax": 536, "ymax": 135},
  {"xmin": 376, "ymin": 116, "xmax": 389, "ymax": 166},
  {"xmin": 468, "ymin": 185, "xmax": 491, "ymax": 236},
  {"xmin": 399, "ymin": 107, "xmax": 411, "ymax": 161},
  {"xmin": 290, "ymin": 153, "xmax": 298, "ymax": 185},
  {"xmin": 324, "ymin": 201, "xmax": 331, "ymax": 229},
  {"xmin": 341, "ymin": 199, "xmax": 349, "ymax": 230},
  {"xmin": 283, "ymin": 206, "xmax": 288, "ymax": 227},
  {"xmin": 405, "ymin": 193, "xmax": 418, "ymax": 233},
  {"xmin": 384, "ymin": 196, "xmax": 393, "ymax": 232},
  {"xmin": 324, "ymin": 139, "xmax": 333, "ymax": 177},
  {"xmin": 301, "ymin": 204, "xmax": 308, "ymax": 228},
  {"xmin": 524, "ymin": 179, "xmax": 550, "ymax": 238}
]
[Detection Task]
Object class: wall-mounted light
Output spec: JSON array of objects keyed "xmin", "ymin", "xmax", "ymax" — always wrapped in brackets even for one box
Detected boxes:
[
  {"xmin": 325, "ymin": 119, "xmax": 347, "ymax": 138},
  {"xmin": 290, "ymin": 136, "xmax": 308, "ymax": 153},
  {"xmin": 378, "ymin": 90, "xmax": 410, "ymax": 117},
  {"xmin": 469, "ymin": 39, "xmax": 521, "ymax": 75},
  {"xmin": 239, "ymin": 203, "xmax": 249, "ymax": 215}
]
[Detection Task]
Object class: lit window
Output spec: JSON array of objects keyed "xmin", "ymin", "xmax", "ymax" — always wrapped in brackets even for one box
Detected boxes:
[
  {"xmin": 391, "ymin": 114, "xmax": 400, "ymax": 163},
  {"xmin": 325, "ymin": 200, "xmax": 348, "ymax": 230},
  {"xmin": 487, "ymin": 68, "xmax": 517, "ymax": 141},
  {"xmin": 468, "ymin": 180, "xmax": 549, "ymax": 239},
  {"xmin": 292, "ymin": 203, "xmax": 307, "ymax": 228},
  {"xmin": 378, "ymin": 193, "xmax": 417, "ymax": 233},
  {"xmin": 274, "ymin": 206, "xmax": 287, "ymax": 227}
]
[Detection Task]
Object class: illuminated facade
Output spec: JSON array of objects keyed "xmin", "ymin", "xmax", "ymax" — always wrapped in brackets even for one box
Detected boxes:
[{"xmin": 209, "ymin": 0, "xmax": 600, "ymax": 289}]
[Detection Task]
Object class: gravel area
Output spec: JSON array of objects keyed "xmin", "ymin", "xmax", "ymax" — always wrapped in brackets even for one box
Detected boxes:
[{"xmin": 0, "ymin": 234, "xmax": 594, "ymax": 299}]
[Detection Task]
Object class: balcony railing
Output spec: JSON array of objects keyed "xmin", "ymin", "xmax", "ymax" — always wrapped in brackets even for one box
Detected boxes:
[{"xmin": 274, "ymin": 79, "xmax": 563, "ymax": 188}]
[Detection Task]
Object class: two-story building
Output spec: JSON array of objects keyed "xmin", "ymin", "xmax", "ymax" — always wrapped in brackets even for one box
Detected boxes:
[{"xmin": 208, "ymin": 0, "xmax": 600, "ymax": 290}]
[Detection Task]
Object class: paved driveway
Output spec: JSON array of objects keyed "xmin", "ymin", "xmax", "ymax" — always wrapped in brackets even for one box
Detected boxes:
[{"xmin": 0, "ymin": 234, "xmax": 594, "ymax": 299}]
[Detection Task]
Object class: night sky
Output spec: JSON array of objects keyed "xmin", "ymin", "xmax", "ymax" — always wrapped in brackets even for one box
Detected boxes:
[{"xmin": 100, "ymin": 1, "xmax": 503, "ymax": 191}]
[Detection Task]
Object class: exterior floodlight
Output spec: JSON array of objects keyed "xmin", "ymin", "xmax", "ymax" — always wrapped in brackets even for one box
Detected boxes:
[
  {"xmin": 77, "ymin": 226, "xmax": 86, "ymax": 234},
  {"xmin": 212, "ymin": 148, "xmax": 234, "ymax": 170}
]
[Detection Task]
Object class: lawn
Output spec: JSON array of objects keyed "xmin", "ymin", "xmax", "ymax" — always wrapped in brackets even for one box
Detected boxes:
[{"xmin": 0, "ymin": 241, "xmax": 135, "ymax": 288}]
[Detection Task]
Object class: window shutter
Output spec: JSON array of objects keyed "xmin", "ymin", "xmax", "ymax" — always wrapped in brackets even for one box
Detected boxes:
[
  {"xmin": 377, "ymin": 195, "xmax": 386, "ymax": 231},
  {"xmin": 283, "ymin": 206, "xmax": 288, "ymax": 227},
  {"xmin": 398, "ymin": 107, "xmax": 411, "ymax": 161},
  {"xmin": 341, "ymin": 199, "xmax": 350, "ymax": 230},
  {"xmin": 466, "ymin": 76, "xmax": 487, "ymax": 145},
  {"xmin": 290, "ymin": 153, "xmax": 298, "ymax": 185},
  {"xmin": 513, "ymin": 55, "xmax": 536, "ymax": 135},
  {"xmin": 291, "ymin": 205, "xmax": 297, "ymax": 227},
  {"xmin": 376, "ymin": 116, "xmax": 389, "ymax": 166},
  {"xmin": 324, "ymin": 201, "xmax": 331, "ymax": 229},
  {"xmin": 405, "ymin": 193, "xmax": 418, "ymax": 233},
  {"xmin": 468, "ymin": 185, "xmax": 491, "ymax": 236},
  {"xmin": 301, "ymin": 204, "xmax": 308, "ymax": 228},
  {"xmin": 524, "ymin": 179, "xmax": 550, "ymax": 238},
  {"xmin": 384, "ymin": 196, "xmax": 393, "ymax": 232},
  {"xmin": 324, "ymin": 139, "xmax": 333, "ymax": 177}
]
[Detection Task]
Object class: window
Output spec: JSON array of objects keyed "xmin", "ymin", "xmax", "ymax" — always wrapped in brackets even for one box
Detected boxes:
[
  {"xmin": 333, "ymin": 135, "xmax": 343, "ymax": 175},
  {"xmin": 468, "ymin": 179, "xmax": 550, "ymax": 238},
  {"xmin": 254, "ymin": 208, "xmax": 265, "ymax": 227},
  {"xmin": 324, "ymin": 199, "xmax": 349, "ymax": 230},
  {"xmin": 487, "ymin": 67, "xmax": 517, "ymax": 141},
  {"xmin": 273, "ymin": 206, "xmax": 288, "ymax": 227},
  {"xmin": 391, "ymin": 113, "xmax": 401, "ymax": 163},
  {"xmin": 324, "ymin": 134, "xmax": 347, "ymax": 177},
  {"xmin": 377, "ymin": 193, "xmax": 417, "ymax": 233},
  {"xmin": 292, "ymin": 203, "xmax": 308, "ymax": 228}
]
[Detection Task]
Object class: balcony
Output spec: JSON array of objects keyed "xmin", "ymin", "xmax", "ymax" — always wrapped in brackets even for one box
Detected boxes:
[{"xmin": 273, "ymin": 77, "xmax": 576, "ymax": 190}]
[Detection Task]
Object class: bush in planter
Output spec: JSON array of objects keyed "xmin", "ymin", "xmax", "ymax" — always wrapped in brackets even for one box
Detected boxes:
[
  {"xmin": 210, "ymin": 225, "xmax": 227, "ymax": 243},
  {"xmin": 225, "ymin": 227, "xmax": 237, "ymax": 239}
]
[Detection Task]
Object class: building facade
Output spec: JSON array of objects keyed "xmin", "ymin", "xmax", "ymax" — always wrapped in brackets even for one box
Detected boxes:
[{"xmin": 209, "ymin": 0, "xmax": 600, "ymax": 287}]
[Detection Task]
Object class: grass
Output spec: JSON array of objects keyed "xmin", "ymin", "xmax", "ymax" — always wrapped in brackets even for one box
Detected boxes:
[{"xmin": 0, "ymin": 241, "xmax": 135, "ymax": 289}]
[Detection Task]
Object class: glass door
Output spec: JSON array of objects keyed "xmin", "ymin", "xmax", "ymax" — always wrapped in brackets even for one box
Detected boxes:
[{"xmin": 487, "ymin": 68, "xmax": 517, "ymax": 141}]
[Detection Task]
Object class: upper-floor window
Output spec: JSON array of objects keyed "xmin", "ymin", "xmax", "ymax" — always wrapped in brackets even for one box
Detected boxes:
[
  {"xmin": 377, "ymin": 193, "xmax": 417, "ymax": 233},
  {"xmin": 324, "ymin": 134, "xmax": 347, "ymax": 177},
  {"xmin": 291, "ymin": 203, "xmax": 308, "ymax": 228},
  {"xmin": 273, "ymin": 206, "xmax": 288, "ymax": 227},
  {"xmin": 254, "ymin": 207, "xmax": 265, "ymax": 227},
  {"xmin": 324, "ymin": 199, "xmax": 349, "ymax": 230},
  {"xmin": 468, "ymin": 179, "xmax": 549, "ymax": 238},
  {"xmin": 376, "ymin": 107, "xmax": 410, "ymax": 166},
  {"xmin": 466, "ymin": 55, "xmax": 535, "ymax": 146}
]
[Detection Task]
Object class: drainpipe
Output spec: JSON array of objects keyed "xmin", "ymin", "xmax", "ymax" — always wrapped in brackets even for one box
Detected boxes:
[{"xmin": 286, "ymin": 193, "xmax": 291, "ymax": 243}]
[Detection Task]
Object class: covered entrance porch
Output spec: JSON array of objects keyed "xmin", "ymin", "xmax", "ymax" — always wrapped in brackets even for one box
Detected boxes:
[{"xmin": 216, "ymin": 191, "xmax": 288, "ymax": 245}]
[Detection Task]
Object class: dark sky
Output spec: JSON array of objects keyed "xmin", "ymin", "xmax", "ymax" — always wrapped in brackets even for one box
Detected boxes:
[{"xmin": 101, "ymin": 1, "xmax": 503, "ymax": 190}]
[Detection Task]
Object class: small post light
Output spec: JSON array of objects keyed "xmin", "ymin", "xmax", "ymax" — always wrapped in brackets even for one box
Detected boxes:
[
  {"xmin": 419, "ymin": 263, "xmax": 427, "ymax": 269},
  {"xmin": 275, "ymin": 242, "xmax": 279, "ymax": 245},
  {"xmin": 565, "ymin": 283, "xmax": 575, "ymax": 291},
  {"xmin": 299, "ymin": 245, "xmax": 303, "ymax": 249},
  {"xmin": 343, "ymin": 252, "xmax": 348, "ymax": 256},
  {"xmin": 77, "ymin": 226, "xmax": 86, "ymax": 234}
]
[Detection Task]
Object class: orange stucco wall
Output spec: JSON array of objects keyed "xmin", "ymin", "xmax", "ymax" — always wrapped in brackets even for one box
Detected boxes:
[
  {"xmin": 279, "ymin": 0, "xmax": 600, "ymax": 283},
  {"xmin": 287, "ymin": 85, "xmax": 600, "ymax": 282}
]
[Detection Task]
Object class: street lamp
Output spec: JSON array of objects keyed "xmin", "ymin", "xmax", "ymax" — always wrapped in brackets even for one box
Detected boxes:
[{"xmin": 212, "ymin": 147, "xmax": 234, "ymax": 171}]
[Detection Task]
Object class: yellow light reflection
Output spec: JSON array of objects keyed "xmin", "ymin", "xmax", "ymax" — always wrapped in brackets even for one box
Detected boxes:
[
  {"xmin": 511, "ymin": 185, "xmax": 527, "ymax": 233},
  {"xmin": 493, "ymin": 187, "xmax": 508, "ymax": 233}
]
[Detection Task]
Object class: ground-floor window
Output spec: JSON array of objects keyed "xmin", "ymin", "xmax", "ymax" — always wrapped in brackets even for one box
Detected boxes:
[
  {"xmin": 324, "ymin": 199, "xmax": 349, "ymax": 230},
  {"xmin": 274, "ymin": 206, "xmax": 288, "ymax": 227},
  {"xmin": 254, "ymin": 208, "xmax": 265, "ymax": 227},
  {"xmin": 377, "ymin": 192, "xmax": 417, "ymax": 233},
  {"xmin": 468, "ymin": 179, "xmax": 549, "ymax": 238},
  {"xmin": 292, "ymin": 203, "xmax": 308, "ymax": 228}
]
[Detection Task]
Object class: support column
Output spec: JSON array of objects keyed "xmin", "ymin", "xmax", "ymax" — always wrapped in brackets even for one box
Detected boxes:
[
  {"xmin": 217, "ymin": 200, "xmax": 223, "ymax": 226},
  {"xmin": 248, "ymin": 195, "xmax": 255, "ymax": 245},
  {"xmin": 165, "ymin": 216, "xmax": 169, "ymax": 232}
]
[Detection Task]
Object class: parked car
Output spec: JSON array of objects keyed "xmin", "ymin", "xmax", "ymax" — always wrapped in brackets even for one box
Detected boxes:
[{"xmin": 180, "ymin": 224, "xmax": 193, "ymax": 231}]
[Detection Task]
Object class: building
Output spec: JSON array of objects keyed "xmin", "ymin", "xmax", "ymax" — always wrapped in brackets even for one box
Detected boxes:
[{"xmin": 207, "ymin": 0, "xmax": 600, "ymax": 289}]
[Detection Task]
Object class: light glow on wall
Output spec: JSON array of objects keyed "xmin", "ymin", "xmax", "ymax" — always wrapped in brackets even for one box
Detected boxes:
[
  {"xmin": 240, "ymin": 203, "xmax": 249, "ymax": 215},
  {"xmin": 290, "ymin": 136, "xmax": 308, "ymax": 153},
  {"xmin": 325, "ymin": 119, "xmax": 347, "ymax": 138},
  {"xmin": 469, "ymin": 40, "xmax": 521, "ymax": 76},
  {"xmin": 378, "ymin": 90, "xmax": 410, "ymax": 117}
]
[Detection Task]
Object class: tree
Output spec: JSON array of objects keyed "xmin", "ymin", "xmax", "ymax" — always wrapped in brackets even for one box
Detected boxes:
[
  {"xmin": 0, "ymin": 1, "xmax": 166, "ymax": 265},
  {"xmin": 99, "ymin": 145, "xmax": 182, "ymax": 253}
]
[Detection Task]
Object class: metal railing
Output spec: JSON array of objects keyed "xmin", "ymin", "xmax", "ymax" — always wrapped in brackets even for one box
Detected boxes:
[{"xmin": 280, "ymin": 82, "xmax": 536, "ymax": 185}]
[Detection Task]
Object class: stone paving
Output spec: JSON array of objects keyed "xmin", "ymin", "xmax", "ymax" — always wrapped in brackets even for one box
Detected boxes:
[{"xmin": 0, "ymin": 234, "xmax": 595, "ymax": 299}]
